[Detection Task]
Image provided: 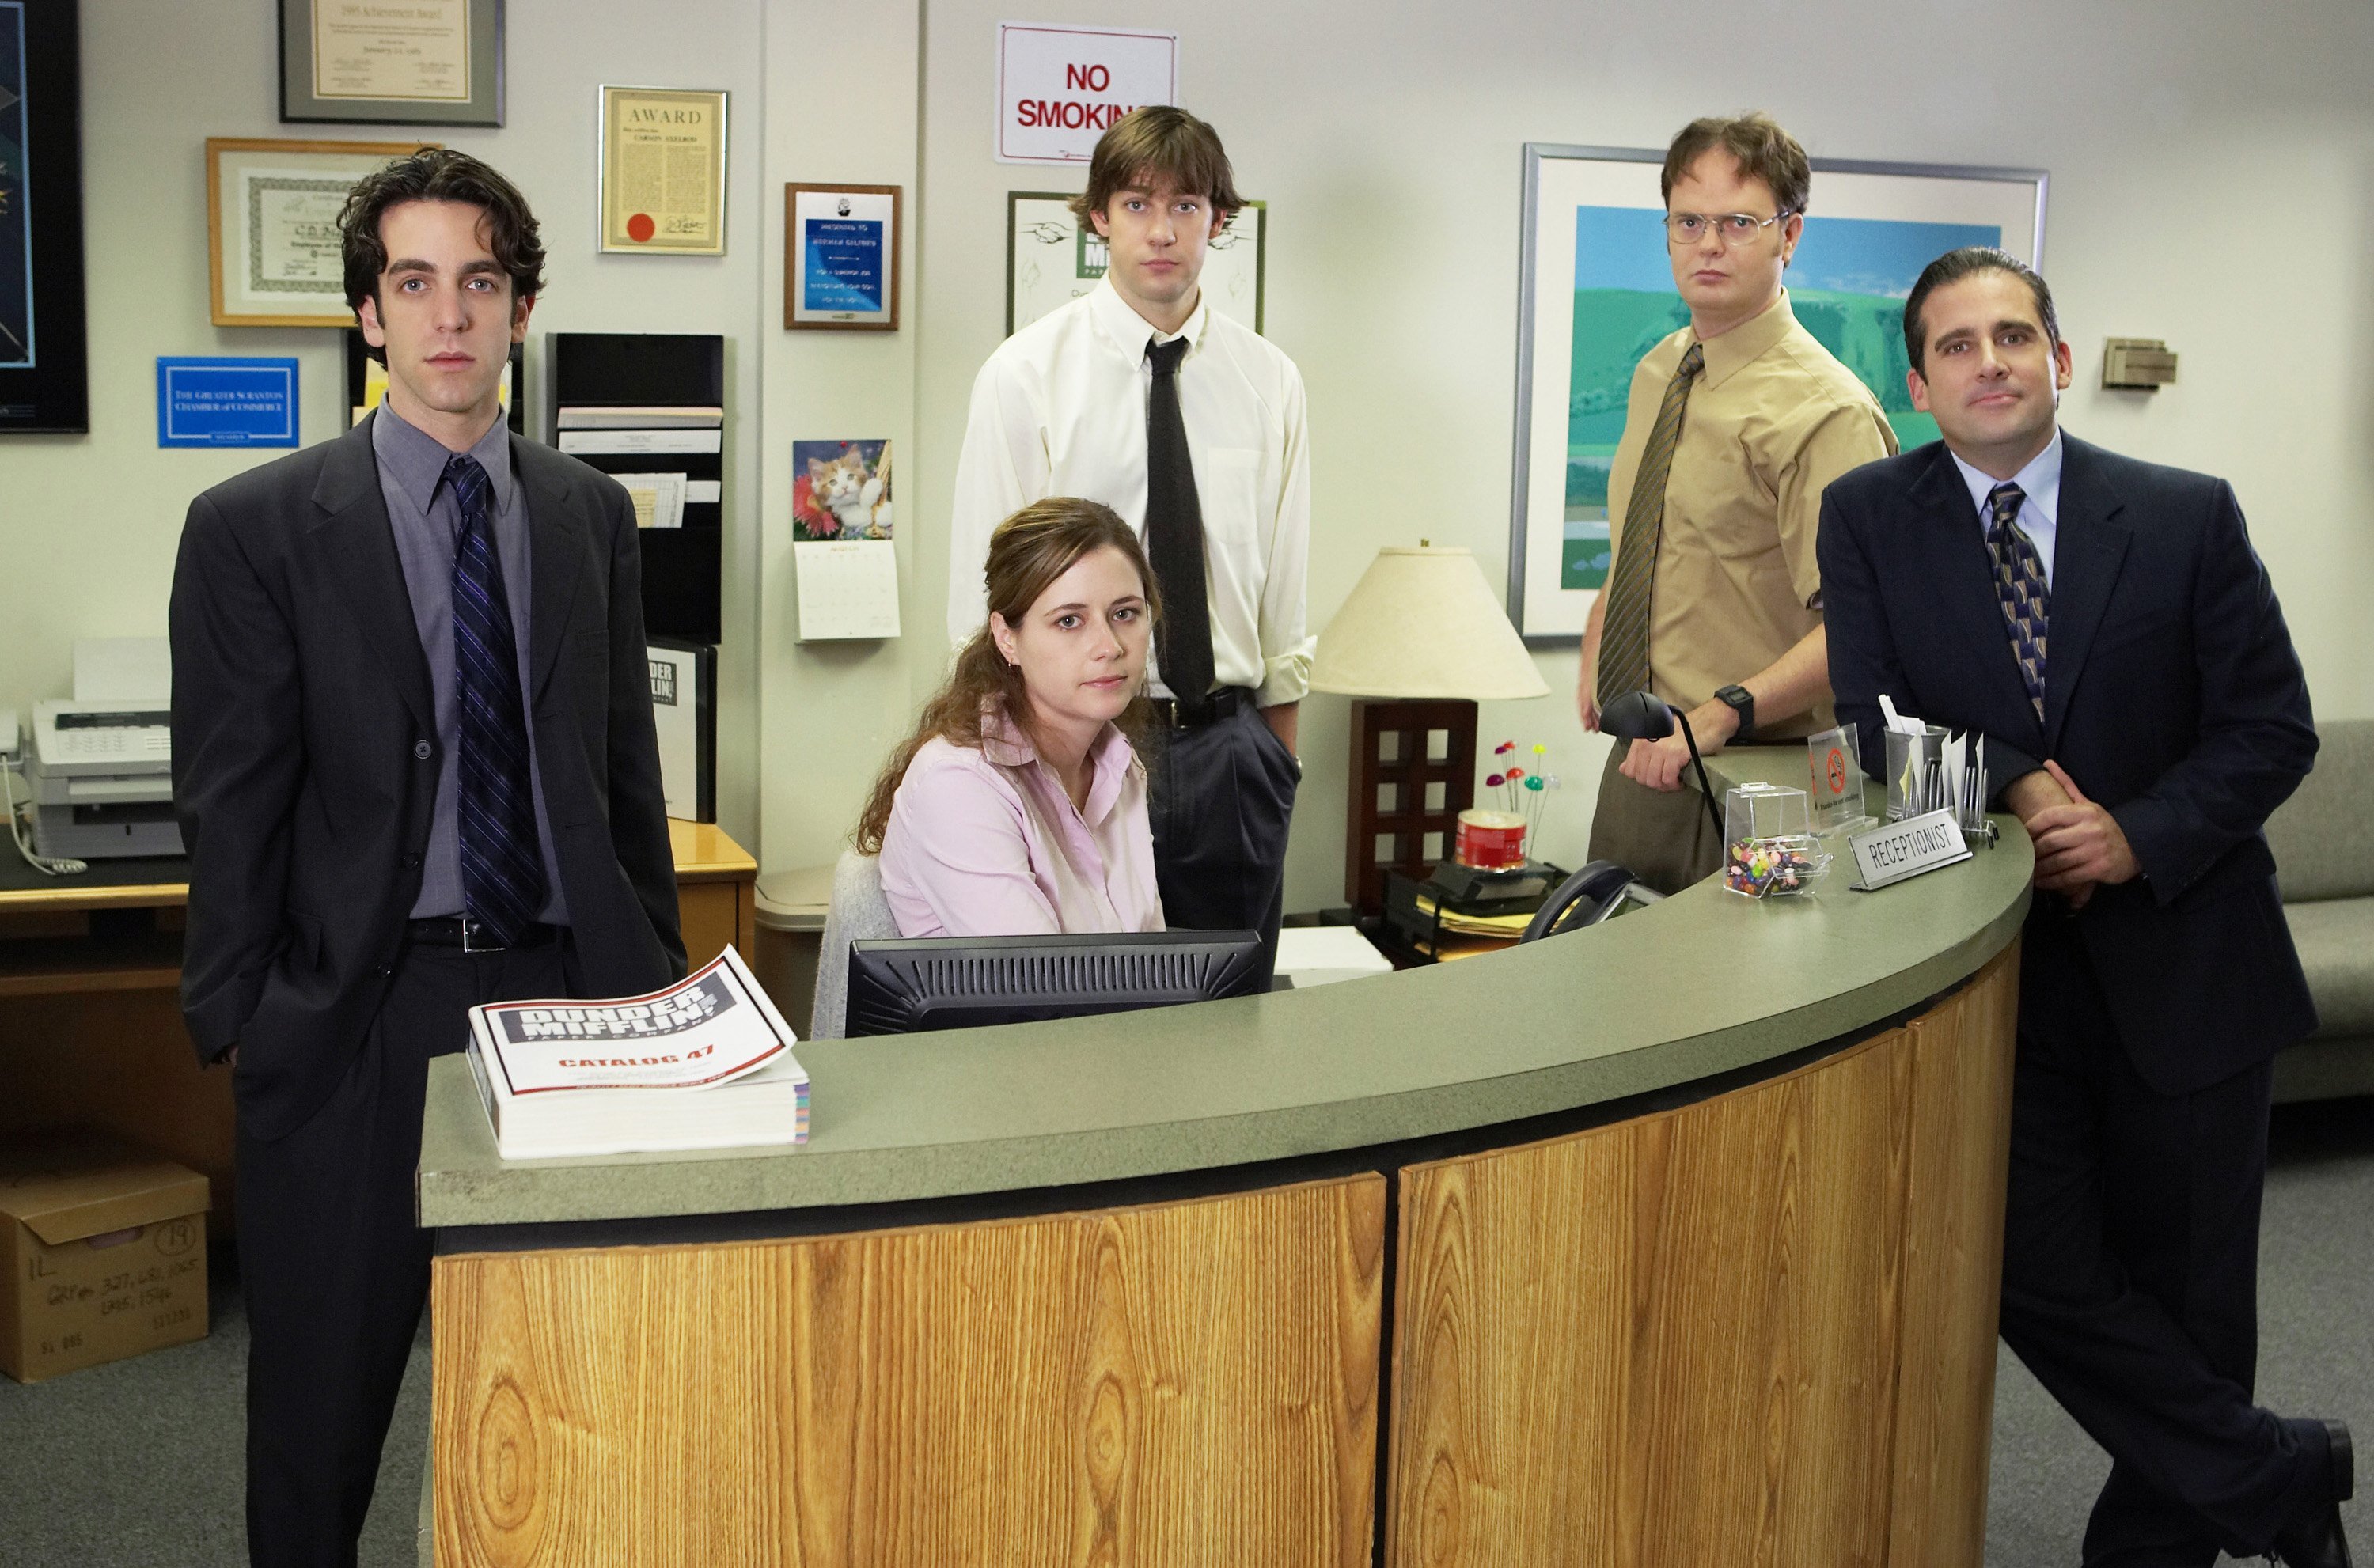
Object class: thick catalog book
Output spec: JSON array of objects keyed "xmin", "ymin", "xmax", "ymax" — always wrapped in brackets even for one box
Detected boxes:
[{"xmin": 466, "ymin": 946, "xmax": 809, "ymax": 1160}]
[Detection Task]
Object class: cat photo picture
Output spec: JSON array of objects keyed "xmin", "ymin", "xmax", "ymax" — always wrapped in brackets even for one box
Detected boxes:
[{"xmin": 792, "ymin": 438, "xmax": 893, "ymax": 541}]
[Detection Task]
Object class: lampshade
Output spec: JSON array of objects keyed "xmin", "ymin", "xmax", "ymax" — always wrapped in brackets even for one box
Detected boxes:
[{"xmin": 1310, "ymin": 547, "xmax": 1551, "ymax": 700}]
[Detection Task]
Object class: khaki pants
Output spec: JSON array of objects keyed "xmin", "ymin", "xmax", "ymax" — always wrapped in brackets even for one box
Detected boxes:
[{"xmin": 1585, "ymin": 743, "xmax": 1722, "ymax": 896}]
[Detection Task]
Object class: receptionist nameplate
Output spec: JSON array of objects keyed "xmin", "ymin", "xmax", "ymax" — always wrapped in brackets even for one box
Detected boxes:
[{"xmin": 1848, "ymin": 807, "xmax": 1973, "ymax": 892}]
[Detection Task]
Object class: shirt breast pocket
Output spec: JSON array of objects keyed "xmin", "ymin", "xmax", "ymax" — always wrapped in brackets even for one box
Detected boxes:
[{"xmin": 1195, "ymin": 446, "xmax": 1265, "ymax": 562}]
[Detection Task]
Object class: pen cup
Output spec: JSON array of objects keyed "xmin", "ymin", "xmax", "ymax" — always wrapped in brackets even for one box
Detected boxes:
[{"xmin": 1884, "ymin": 725, "xmax": 1952, "ymax": 821}]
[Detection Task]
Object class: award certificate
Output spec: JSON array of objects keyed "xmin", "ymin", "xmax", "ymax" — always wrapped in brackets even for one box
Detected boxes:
[
  {"xmin": 311, "ymin": 0, "xmax": 471, "ymax": 103},
  {"xmin": 208, "ymin": 138, "xmax": 443, "ymax": 327},
  {"xmin": 600, "ymin": 86, "xmax": 729, "ymax": 256}
]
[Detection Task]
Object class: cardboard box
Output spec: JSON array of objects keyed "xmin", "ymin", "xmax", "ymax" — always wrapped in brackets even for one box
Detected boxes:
[{"xmin": 1, "ymin": 1132, "xmax": 210, "ymax": 1383}]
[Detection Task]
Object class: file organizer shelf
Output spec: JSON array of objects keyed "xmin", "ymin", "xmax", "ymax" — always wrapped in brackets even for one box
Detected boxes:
[{"xmin": 546, "ymin": 333, "xmax": 726, "ymax": 645}]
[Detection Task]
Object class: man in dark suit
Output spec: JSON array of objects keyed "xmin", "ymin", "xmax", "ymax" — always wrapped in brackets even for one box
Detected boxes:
[
  {"xmin": 171, "ymin": 150, "xmax": 683, "ymax": 1566},
  {"xmin": 1819, "ymin": 246, "xmax": 2347, "ymax": 1566}
]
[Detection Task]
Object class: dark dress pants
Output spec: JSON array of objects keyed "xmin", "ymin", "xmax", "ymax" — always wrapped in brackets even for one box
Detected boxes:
[
  {"xmin": 236, "ymin": 937, "xmax": 571, "ymax": 1568},
  {"xmin": 1997, "ymin": 915, "xmax": 2326, "ymax": 1565},
  {"xmin": 1148, "ymin": 699, "xmax": 1299, "ymax": 988}
]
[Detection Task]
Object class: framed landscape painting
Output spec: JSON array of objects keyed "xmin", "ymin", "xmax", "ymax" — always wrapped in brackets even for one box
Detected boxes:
[{"xmin": 1507, "ymin": 144, "xmax": 2046, "ymax": 642}]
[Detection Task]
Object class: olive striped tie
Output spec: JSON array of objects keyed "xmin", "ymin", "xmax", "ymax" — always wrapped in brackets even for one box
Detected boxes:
[{"xmin": 1595, "ymin": 342, "xmax": 1705, "ymax": 706}]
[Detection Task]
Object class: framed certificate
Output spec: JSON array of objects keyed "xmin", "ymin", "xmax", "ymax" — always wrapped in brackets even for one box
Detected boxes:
[
  {"xmin": 279, "ymin": 0, "xmax": 502, "ymax": 126},
  {"xmin": 207, "ymin": 138, "xmax": 440, "ymax": 328},
  {"xmin": 599, "ymin": 85, "xmax": 729, "ymax": 256},
  {"xmin": 784, "ymin": 184, "xmax": 900, "ymax": 331}
]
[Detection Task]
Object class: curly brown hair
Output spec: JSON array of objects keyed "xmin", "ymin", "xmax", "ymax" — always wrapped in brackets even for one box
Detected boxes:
[
  {"xmin": 338, "ymin": 149, "xmax": 546, "ymax": 358},
  {"xmin": 854, "ymin": 499, "xmax": 1162, "ymax": 855}
]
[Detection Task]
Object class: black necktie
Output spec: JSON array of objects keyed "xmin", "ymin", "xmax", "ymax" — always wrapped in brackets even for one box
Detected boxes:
[
  {"xmin": 1143, "ymin": 336, "xmax": 1215, "ymax": 709},
  {"xmin": 1985, "ymin": 481, "xmax": 2050, "ymax": 722},
  {"xmin": 446, "ymin": 453, "xmax": 548, "ymax": 943}
]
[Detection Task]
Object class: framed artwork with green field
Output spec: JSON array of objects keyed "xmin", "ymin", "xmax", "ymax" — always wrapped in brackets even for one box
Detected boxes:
[{"xmin": 1506, "ymin": 145, "xmax": 2046, "ymax": 642}]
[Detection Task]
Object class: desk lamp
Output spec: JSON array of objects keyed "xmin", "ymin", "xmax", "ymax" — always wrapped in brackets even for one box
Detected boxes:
[
  {"xmin": 1310, "ymin": 545, "xmax": 1549, "ymax": 915},
  {"xmin": 1599, "ymin": 688, "xmax": 1726, "ymax": 846}
]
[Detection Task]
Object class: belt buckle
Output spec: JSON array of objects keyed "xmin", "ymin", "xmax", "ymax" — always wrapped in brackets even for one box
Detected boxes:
[{"xmin": 461, "ymin": 918, "xmax": 506, "ymax": 954}]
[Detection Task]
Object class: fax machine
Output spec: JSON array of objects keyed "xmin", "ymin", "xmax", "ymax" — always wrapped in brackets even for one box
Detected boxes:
[{"xmin": 21, "ymin": 699, "xmax": 184, "ymax": 859}]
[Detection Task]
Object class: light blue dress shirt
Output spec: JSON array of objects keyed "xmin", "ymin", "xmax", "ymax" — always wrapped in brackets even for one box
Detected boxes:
[{"xmin": 1950, "ymin": 430, "xmax": 2064, "ymax": 588}]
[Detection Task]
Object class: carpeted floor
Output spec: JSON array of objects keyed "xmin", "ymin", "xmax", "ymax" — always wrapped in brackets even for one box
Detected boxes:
[{"xmin": 1, "ymin": 1096, "xmax": 2366, "ymax": 1566}]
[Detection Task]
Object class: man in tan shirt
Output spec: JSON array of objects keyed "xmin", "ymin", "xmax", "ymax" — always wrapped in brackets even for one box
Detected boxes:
[{"xmin": 1578, "ymin": 113, "xmax": 1896, "ymax": 892}]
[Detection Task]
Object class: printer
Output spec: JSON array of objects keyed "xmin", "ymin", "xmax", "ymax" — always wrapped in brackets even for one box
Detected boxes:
[{"xmin": 18, "ymin": 638, "xmax": 184, "ymax": 860}]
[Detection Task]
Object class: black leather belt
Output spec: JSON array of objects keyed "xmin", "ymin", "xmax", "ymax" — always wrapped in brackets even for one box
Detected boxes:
[
  {"xmin": 1147, "ymin": 686, "xmax": 1252, "ymax": 730},
  {"xmin": 404, "ymin": 916, "xmax": 562, "ymax": 953}
]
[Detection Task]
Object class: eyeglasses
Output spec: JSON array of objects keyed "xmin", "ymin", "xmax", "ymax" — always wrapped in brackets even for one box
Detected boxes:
[{"xmin": 1665, "ymin": 210, "xmax": 1795, "ymax": 246}]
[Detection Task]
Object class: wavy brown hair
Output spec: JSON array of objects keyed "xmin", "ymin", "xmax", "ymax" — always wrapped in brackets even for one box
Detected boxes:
[
  {"xmin": 855, "ymin": 499, "xmax": 1161, "ymax": 854},
  {"xmin": 1068, "ymin": 106, "xmax": 1243, "ymax": 227}
]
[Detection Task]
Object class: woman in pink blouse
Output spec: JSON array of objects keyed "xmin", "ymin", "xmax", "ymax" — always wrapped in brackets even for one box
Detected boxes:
[{"xmin": 857, "ymin": 498, "xmax": 1166, "ymax": 937}]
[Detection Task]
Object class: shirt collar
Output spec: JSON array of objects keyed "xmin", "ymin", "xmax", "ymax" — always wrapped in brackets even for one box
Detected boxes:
[
  {"xmin": 1087, "ymin": 273, "xmax": 1210, "ymax": 365},
  {"xmin": 371, "ymin": 400, "xmax": 514, "ymax": 517},
  {"xmin": 978, "ymin": 705, "xmax": 1140, "ymax": 825},
  {"xmin": 1949, "ymin": 429, "xmax": 2064, "ymax": 526},
  {"xmin": 1692, "ymin": 290, "xmax": 1797, "ymax": 391}
]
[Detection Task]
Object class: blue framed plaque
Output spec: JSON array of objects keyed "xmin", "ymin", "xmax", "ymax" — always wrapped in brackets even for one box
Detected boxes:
[
  {"xmin": 157, "ymin": 357, "xmax": 300, "ymax": 448},
  {"xmin": 784, "ymin": 184, "xmax": 900, "ymax": 331}
]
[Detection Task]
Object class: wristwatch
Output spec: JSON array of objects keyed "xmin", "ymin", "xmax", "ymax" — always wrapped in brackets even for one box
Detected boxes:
[{"xmin": 1715, "ymin": 684, "xmax": 1755, "ymax": 740}]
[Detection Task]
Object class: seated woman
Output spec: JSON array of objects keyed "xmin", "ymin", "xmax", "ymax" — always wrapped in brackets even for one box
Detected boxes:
[{"xmin": 857, "ymin": 498, "xmax": 1165, "ymax": 937}]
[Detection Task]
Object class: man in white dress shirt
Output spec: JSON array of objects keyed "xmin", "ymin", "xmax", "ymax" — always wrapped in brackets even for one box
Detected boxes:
[{"xmin": 949, "ymin": 106, "xmax": 1312, "ymax": 981}]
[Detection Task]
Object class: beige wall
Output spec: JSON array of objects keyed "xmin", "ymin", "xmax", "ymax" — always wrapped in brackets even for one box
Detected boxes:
[{"xmin": 9, "ymin": 0, "xmax": 2371, "ymax": 912}]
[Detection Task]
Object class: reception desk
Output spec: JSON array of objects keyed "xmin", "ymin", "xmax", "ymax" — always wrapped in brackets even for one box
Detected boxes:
[{"xmin": 418, "ymin": 753, "xmax": 2031, "ymax": 1566}]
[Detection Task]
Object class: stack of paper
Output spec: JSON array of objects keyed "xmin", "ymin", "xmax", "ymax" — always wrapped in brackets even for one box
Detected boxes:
[
  {"xmin": 466, "ymin": 947, "xmax": 808, "ymax": 1160},
  {"xmin": 555, "ymin": 405, "xmax": 725, "ymax": 530}
]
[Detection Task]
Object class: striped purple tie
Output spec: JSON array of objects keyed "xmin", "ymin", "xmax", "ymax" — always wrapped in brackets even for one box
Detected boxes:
[{"xmin": 445, "ymin": 453, "xmax": 547, "ymax": 945}]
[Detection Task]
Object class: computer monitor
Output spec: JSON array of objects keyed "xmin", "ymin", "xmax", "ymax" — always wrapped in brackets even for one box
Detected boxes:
[{"xmin": 844, "ymin": 929, "xmax": 1265, "ymax": 1037}]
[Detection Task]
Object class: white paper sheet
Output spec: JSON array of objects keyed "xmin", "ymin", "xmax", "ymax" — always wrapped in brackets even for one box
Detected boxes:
[{"xmin": 794, "ymin": 540, "xmax": 901, "ymax": 640}]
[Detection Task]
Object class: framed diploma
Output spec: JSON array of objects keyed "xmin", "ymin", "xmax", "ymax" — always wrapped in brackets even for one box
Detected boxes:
[
  {"xmin": 1507, "ymin": 143, "xmax": 2046, "ymax": 641},
  {"xmin": 207, "ymin": 138, "xmax": 440, "ymax": 328},
  {"xmin": 279, "ymin": 0, "xmax": 503, "ymax": 127},
  {"xmin": 0, "ymin": 0, "xmax": 89, "ymax": 434},
  {"xmin": 599, "ymin": 86, "xmax": 729, "ymax": 256},
  {"xmin": 784, "ymin": 184, "xmax": 900, "ymax": 331},
  {"xmin": 1006, "ymin": 191, "xmax": 1265, "ymax": 336}
]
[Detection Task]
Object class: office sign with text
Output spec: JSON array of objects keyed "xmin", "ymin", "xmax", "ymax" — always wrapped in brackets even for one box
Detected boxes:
[
  {"xmin": 995, "ymin": 22, "xmax": 1177, "ymax": 165},
  {"xmin": 155, "ymin": 358, "xmax": 300, "ymax": 448}
]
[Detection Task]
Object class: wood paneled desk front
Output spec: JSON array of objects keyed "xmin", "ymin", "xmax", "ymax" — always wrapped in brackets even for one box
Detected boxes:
[{"xmin": 0, "ymin": 820, "xmax": 757, "ymax": 1217}]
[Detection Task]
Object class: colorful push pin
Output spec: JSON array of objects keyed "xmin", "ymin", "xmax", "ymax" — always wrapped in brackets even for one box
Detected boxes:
[
  {"xmin": 1533, "ymin": 743, "xmax": 1547, "ymax": 756},
  {"xmin": 1506, "ymin": 766, "xmax": 1525, "ymax": 780},
  {"xmin": 1525, "ymin": 775, "xmax": 1544, "ymax": 791},
  {"xmin": 1485, "ymin": 773, "xmax": 1505, "ymax": 787}
]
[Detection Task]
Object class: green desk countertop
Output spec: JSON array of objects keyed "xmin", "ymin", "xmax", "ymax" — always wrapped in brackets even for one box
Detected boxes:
[{"xmin": 417, "ymin": 749, "xmax": 2032, "ymax": 1228}]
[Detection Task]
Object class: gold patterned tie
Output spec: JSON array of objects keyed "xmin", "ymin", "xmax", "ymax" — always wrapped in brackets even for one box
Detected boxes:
[{"xmin": 1595, "ymin": 342, "xmax": 1705, "ymax": 706}]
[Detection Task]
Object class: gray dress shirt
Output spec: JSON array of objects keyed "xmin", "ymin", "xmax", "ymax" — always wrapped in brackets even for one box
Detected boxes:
[{"xmin": 371, "ymin": 405, "xmax": 571, "ymax": 924}]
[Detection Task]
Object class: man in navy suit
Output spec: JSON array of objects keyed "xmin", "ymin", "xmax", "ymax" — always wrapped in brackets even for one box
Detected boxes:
[{"xmin": 1819, "ymin": 248, "xmax": 2349, "ymax": 1566}]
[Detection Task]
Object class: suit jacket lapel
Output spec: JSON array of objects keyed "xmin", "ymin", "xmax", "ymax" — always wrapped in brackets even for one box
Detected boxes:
[
  {"xmin": 1906, "ymin": 445, "xmax": 2046, "ymax": 748},
  {"xmin": 2041, "ymin": 435, "xmax": 2132, "ymax": 752},
  {"xmin": 513, "ymin": 435, "xmax": 587, "ymax": 704},
  {"xmin": 307, "ymin": 414, "xmax": 435, "ymax": 739}
]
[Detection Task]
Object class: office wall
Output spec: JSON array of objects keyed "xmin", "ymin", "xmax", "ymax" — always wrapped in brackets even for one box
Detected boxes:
[
  {"xmin": 13, "ymin": 0, "xmax": 2373, "ymax": 911},
  {"xmin": 0, "ymin": 0, "xmax": 769, "ymax": 843}
]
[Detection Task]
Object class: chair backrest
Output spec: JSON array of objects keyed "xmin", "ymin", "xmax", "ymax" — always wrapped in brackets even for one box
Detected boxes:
[
  {"xmin": 2265, "ymin": 718, "xmax": 2374, "ymax": 903},
  {"xmin": 809, "ymin": 850, "xmax": 900, "ymax": 1040}
]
